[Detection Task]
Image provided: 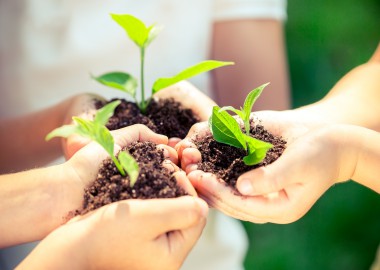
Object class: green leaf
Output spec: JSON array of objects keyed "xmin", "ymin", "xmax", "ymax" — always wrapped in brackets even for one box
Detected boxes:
[
  {"xmin": 94, "ymin": 100, "xmax": 121, "ymax": 126},
  {"xmin": 118, "ymin": 151, "xmax": 140, "ymax": 187},
  {"xmin": 209, "ymin": 106, "xmax": 246, "ymax": 149},
  {"xmin": 72, "ymin": 117, "xmax": 95, "ymax": 137},
  {"xmin": 152, "ymin": 60, "xmax": 234, "ymax": 93},
  {"xmin": 110, "ymin": 14, "xmax": 160, "ymax": 48},
  {"xmin": 219, "ymin": 106, "xmax": 246, "ymax": 121},
  {"xmin": 242, "ymin": 83, "xmax": 269, "ymax": 122},
  {"xmin": 243, "ymin": 134, "xmax": 273, "ymax": 166},
  {"xmin": 45, "ymin": 125, "xmax": 81, "ymax": 141},
  {"xmin": 93, "ymin": 124, "xmax": 115, "ymax": 157},
  {"xmin": 146, "ymin": 24, "xmax": 163, "ymax": 47},
  {"xmin": 92, "ymin": 72, "xmax": 138, "ymax": 97}
]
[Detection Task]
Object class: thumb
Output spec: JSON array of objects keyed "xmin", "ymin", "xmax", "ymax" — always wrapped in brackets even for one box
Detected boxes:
[
  {"xmin": 112, "ymin": 124, "xmax": 168, "ymax": 147},
  {"xmin": 130, "ymin": 196, "xmax": 208, "ymax": 237},
  {"xmin": 236, "ymin": 145, "xmax": 304, "ymax": 196}
]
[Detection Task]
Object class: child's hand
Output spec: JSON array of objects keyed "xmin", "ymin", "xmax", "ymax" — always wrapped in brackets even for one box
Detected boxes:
[
  {"xmin": 176, "ymin": 109, "xmax": 342, "ymax": 223},
  {"xmin": 19, "ymin": 196, "xmax": 208, "ymax": 270}
]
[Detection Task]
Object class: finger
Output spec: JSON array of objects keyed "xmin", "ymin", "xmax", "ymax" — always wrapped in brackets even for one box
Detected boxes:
[
  {"xmin": 188, "ymin": 170, "xmax": 303, "ymax": 224},
  {"xmin": 129, "ymin": 196, "xmax": 208, "ymax": 238},
  {"xmin": 181, "ymin": 148, "xmax": 201, "ymax": 172},
  {"xmin": 157, "ymin": 144, "xmax": 178, "ymax": 165},
  {"xmin": 236, "ymin": 144, "xmax": 305, "ymax": 196},
  {"xmin": 64, "ymin": 134, "xmax": 92, "ymax": 159},
  {"xmin": 163, "ymin": 211, "xmax": 206, "ymax": 261},
  {"xmin": 112, "ymin": 124, "xmax": 168, "ymax": 148},
  {"xmin": 175, "ymin": 139, "xmax": 196, "ymax": 161},
  {"xmin": 186, "ymin": 122, "xmax": 210, "ymax": 140},
  {"xmin": 185, "ymin": 164, "xmax": 198, "ymax": 174},
  {"xmin": 174, "ymin": 171, "xmax": 197, "ymax": 196},
  {"xmin": 162, "ymin": 160, "xmax": 181, "ymax": 173},
  {"xmin": 168, "ymin": 137, "xmax": 181, "ymax": 148}
]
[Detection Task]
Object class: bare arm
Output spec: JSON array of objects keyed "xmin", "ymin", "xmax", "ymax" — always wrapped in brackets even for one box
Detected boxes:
[
  {"xmin": 0, "ymin": 125, "xmax": 169, "ymax": 248},
  {"xmin": 345, "ymin": 125, "xmax": 380, "ymax": 193},
  {"xmin": 0, "ymin": 102, "xmax": 67, "ymax": 173},
  {"xmin": 211, "ymin": 19, "xmax": 290, "ymax": 110},
  {"xmin": 297, "ymin": 43, "xmax": 380, "ymax": 131},
  {"xmin": 0, "ymin": 164, "xmax": 83, "ymax": 247},
  {"xmin": 0, "ymin": 94, "xmax": 100, "ymax": 173}
]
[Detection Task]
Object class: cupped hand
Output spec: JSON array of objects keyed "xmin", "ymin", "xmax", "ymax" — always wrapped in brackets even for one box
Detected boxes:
[
  {"xmin": 177, "ymin": 109, "xmax": 341, "ymax": 223},
  {"xmin": 61, "ymin": 124, "xmax": 194, "ymax": 218},
  {"xmin": 19, "ymin": 196, "xmax": 208, "ymax": 270}
]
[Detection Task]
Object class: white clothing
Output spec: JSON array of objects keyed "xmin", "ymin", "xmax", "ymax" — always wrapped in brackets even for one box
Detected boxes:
[{"xmin": 0, "ymin": 1, "xmax": 286, "ymax": 269}]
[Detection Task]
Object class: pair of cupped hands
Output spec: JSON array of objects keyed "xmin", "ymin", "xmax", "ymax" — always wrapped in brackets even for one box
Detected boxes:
[{"xmin": 51, "ymin": 81, "xmax": 347, "ymax": 269}]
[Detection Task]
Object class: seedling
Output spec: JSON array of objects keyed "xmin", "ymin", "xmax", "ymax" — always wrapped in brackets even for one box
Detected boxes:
[
  {"xmin": 209, "ymin": 83, "xmax": 273, "ymax": 165},
  {"xmin": 46, "ymin": 101, "xmax": 139, "ymax": 187},
  {"xmin": 92, "ymin": 14, "xmax": 233, "ymax": 113}
]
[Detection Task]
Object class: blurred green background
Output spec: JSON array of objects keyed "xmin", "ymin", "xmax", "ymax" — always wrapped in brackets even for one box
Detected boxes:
[{"xmin": 243, "ymin": 0, "xmax": 380, "ymax": 269}]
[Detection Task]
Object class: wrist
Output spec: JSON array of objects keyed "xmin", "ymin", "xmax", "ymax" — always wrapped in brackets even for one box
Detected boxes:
[
  {"xmin": 17, "ymin": 222, "xmax": 89, "ymax": 270},
  {"xmin": 327, "ymin": 125, "xmax": 361, "ymax": 183}
]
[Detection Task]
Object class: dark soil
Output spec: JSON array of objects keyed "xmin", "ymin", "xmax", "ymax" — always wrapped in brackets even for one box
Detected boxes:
[
  {"xmin": 95, "ymin": 98, "xmax": 199, "ymax": 138},
  {"xmin": 195, "ymin": 123, "xmax": 286, "ymax": 188},
  {"xmin": 76, "ymin": 141, "xmax": 187, "ymax": 216}
]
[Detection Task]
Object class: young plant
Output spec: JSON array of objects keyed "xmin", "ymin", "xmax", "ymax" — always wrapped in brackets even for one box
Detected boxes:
[
  {"xmin": 93, "ymin": 14, "xmax": 233, "ymax": 113},
  {"xmin": 209, "ymin": 83, "xmax": 273, "ymax": 166},
  {"xmin": 46, "ymin": 100, "xmax": 139, "ymax": 187}
]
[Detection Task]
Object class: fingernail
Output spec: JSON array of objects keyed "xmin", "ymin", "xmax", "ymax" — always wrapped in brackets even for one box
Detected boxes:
[{"xmin": 238, "ymin": 178, "xmax": 253, "ymax": 195}]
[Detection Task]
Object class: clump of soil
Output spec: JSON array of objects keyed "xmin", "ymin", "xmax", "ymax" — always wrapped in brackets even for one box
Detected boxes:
[
  {"xmin": 95, "ymin": 98, "xmax": 199, "ymax": 138},
  {"xmin": 195, "ymin": 123, "xmax": 286, "ymax": 188},
  {"xmin": 77, "ymin": 141, "xmax": 187, "ymax": 216}
]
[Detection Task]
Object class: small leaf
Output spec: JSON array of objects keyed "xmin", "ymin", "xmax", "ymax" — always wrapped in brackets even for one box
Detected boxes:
[
  {"xmin": 152, "ymin": 60, "xmax": 234, "ymax": 93},
  {"xmin": 146, "ymin": 24, "xmax": 163, "ymax": 47},
  {"xmin": 242, "ymin": 83, "xmax": 269, "ymax": 122},
  {"xmin": 45, "ymin": 125, "xmax": 81, "ymax": 141},
  {"xmin": 118, "ymin": 151, "xmax": 140, "ymax": 187},
  {"xmin": 72, "ymin": 117, "xmax": 95, "ymax": 136},
  {"xmin": 93, "ymin": 72, "xmax": 137, "ymax": 97},
  {"xmin": 219, "ymin": 106, "xmax": 246, "ymax": 121},
  {"xmin": 93, "ymin": 124, "xmax": 115, "ymax": 157},
  {"xmin": 209, "ymin": 106, "xmax": 246, "ymax": 149},
  {"xmin": 94, "ymin": 100, "xmax": 121, "ymax": 126},
  {"xmin": 243, "ymin": 135, "xmax": 273, "ymax": 165},
  {"xmin": 111, "ymin": 14, "xmax": 149, "ymax": 47}
]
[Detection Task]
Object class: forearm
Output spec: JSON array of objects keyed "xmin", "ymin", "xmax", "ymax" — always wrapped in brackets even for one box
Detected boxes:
[
  {"xmin": 0, "ymin": 163, "xmax": 84, "ymax": 247},
  {"xmin": 211, "ymin": 19, "xmax": 290, "ymax": 110},
  {"xmin": 17, "ymin": 223, "xmax": 87, "ymax": 270},
  {"xmin": 335, "ymin": 125, "xmax": 380, "ymax": 193},
  {"xmin": 0, "ymin": 97, "xmax": 75, "ymax": 173},
  {"xmin": 296, "ymin": 44, "xmax": 380, "ymax": 131}
]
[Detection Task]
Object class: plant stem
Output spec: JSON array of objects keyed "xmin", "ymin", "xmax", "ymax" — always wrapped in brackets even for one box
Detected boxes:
[
  {"xmin": 244, "ymin": 119, "xmax": 250, "ymax": 137},
  {"xmin": 140, "ymin": 47, "xmax": 146, "ymax": 112},
  {"xmin": 112, "ymin": 156, "xmax": 126, "ymax": 176}
]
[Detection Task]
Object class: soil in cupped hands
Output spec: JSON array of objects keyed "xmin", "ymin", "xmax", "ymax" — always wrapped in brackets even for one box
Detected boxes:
[
  {"xmin": 95, "ymin": 98, "xmax": 199, "ymax": 138},
  {"xmin": 194, "ymin": 122, "xmax": 287, "ymax": 188},
  {"xmin": 76, "ymin": 141, "xmax": 187, "ymax": 216}
]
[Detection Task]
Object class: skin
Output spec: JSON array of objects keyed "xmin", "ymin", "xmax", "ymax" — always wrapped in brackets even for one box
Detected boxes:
[
  {"xmin": 17, "ymin": 196, "xmax": 208, "ymax": 270},
  {"xmin": 177, "ymin": 42, "xmax": 380, "ymax": 224},
  {"xmin": 0, "ymin": 125, "xmax": 203, "ymax": 242},
  {"xmin": 0, "ymin": 93, "xmax": 102, "ymax": 174},
  {"xmin": 65, "ymin": 81, "xmax": 217, "ymax": 158}
]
